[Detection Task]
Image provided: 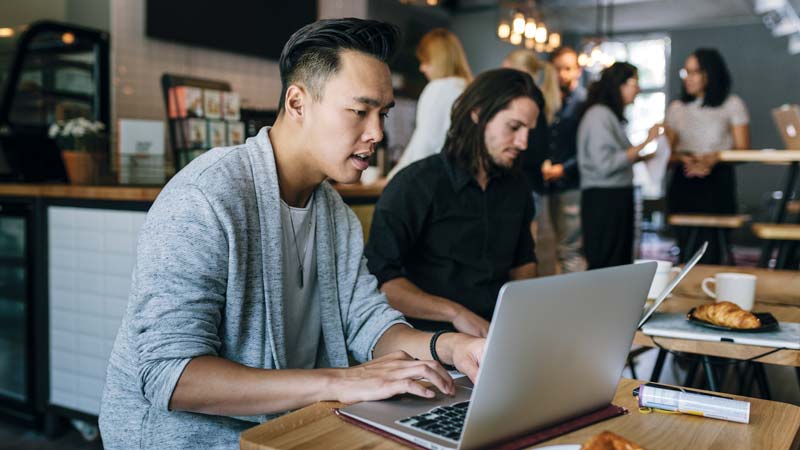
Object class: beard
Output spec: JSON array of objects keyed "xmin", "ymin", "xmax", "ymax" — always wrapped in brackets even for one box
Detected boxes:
[{"xmin": 481, "ymin": 149, "xmax": 520, "ymax": 180}]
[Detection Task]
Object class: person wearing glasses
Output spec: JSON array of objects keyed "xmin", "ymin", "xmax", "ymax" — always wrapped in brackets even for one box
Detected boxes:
[
  {"xmin": 663, "ymin": 48, "xmax": 749, "ymax": 264},
  {"xmin": 577, "ymin": 62, "xmax": 662, "ymax": 269}
]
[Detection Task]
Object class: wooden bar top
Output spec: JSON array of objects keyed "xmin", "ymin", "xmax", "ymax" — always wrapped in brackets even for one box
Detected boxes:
[
  {"xmin": 718, "ymin": 150, "xmax": 800, "ymax": 163},
  {"xmin": 240, "ymin": 378, "xmax": 800, "ymax": 450},
  {"xmin": 0, "ymin": 181, "xmax": 384, "ymax": 203},
  {"xmin": 634, "ymin": 264, "xmax": 800, "ymax": 366},
  {"xmin": 667, "ymin": 214, "xmax": 751, "ymax": 228},
  {"xmin": 752, "ymin": 223, "xmax": 800, "ymax": 241}
]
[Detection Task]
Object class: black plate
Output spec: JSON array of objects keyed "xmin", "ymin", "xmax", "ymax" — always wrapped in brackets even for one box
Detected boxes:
[{"xmin": 687, "ymin": 307, "xmax": 780, "ymax": 333}]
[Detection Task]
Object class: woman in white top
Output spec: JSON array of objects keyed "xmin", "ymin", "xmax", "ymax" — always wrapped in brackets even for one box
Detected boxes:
[
  {"xmin": 387, "ymin": 29, "xmax": 472, "ymax": 178},
  {"xmin": 664, "ymin": 48, "xmax": 750, "ymax": 264}
]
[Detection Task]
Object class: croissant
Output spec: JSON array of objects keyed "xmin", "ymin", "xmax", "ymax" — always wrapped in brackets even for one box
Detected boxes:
[
  {"xmin": 581, "ymin": 430, "xmax": 644, "ymax": 450},
  {"xmin": 692, "ymin": 301, "xmax": 761, "ymax": 329}
]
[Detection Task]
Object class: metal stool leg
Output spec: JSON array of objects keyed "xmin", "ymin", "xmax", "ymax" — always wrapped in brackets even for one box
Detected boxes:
[
  {"xmin": 627, "ymin": 353, "xmax": 638, "ymax": 380},
  {"xmin": 776, "ymin": 240, "xmax": 791, "ymax": 270},
  {"xmin": 650, "ymin": 349, "xmax": 668, "ymax": 382},
  {"xmin": 702, "ymin": 356, "xmax": 719, "ymax": 391},
  {"xmin": 683, "ymin": 357, "xmax": 701, "ymax": 387},
  {"xmin": 717, "ymin": 228, "xmax": 734, "ymax": 266},
  {"xmin": 684, "ymin": 227, "xmax": 699, "ymax": 263},
  {"xmin": 796, "ymin": 366, "xmax": 800, "ymax": 390},
  {"xmin": 753, "ymin": 363, "xmax": 772, "ymax": 400}
]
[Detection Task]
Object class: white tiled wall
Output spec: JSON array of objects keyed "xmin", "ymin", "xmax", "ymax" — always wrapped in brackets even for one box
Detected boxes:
[
  {"xmin": 48, "ymin": 206, "xmax": 146, "ymax": 416},
  {"xmin": 110, "ymin": 0, "xmax": 368, "ymax": 170}
]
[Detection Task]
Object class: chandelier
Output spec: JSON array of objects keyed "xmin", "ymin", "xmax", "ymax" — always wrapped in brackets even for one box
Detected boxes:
[
  {"xmin": 496, "ymin": 1, "xmax": 561, "ymax": 52},
  {"xmin": 578, "ymin": 0, "xmax": 617, "ymax": 71}
]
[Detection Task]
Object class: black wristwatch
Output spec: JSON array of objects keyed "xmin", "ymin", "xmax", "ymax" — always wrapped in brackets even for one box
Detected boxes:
[{"xmin": 430, "ymin": 330, "xmax": 456, "ymax": 371}]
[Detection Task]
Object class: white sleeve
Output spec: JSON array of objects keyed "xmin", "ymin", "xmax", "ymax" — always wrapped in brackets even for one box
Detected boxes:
[
  {"xmin": 726, "ymin": 95, "xmax": 750, "ymax": 126},
  {"xmin": 665, "ymin": 100, "xmax": 681, "ymax": 128},
  {"xmin": 388, "ymin": 79, "xmax": 463, "ymax": 178}
]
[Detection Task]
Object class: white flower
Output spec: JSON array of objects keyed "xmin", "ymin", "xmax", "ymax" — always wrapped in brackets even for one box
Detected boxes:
[{"xmin": 48, "ymin": 123, "xmax": 61, "ymax": 138}]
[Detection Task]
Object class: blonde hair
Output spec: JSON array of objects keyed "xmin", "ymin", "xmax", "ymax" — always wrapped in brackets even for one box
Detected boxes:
[
  {"xmin": 416, "ymin": 29, "xmax": 473, "ymax": 82},
  {"xmin": 503, "ymin": 49, "xmax": 561, "ymax": 124}
]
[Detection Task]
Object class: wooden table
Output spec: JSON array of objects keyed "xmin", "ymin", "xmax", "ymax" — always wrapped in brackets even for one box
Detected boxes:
[
  {"xmin": 718, "ymin": 150, "xmax": 800, "ymax": 267},
  {"xmin": 634, "ymin": 264, "xmax": 800, "ymax": 396},
  {"xmin": 636, "ymin": 265, "xmax": 800, "ymax": 368},
  {"xmin": 240, "ymin": 378, "xmax": 800, "ymax": 450}
]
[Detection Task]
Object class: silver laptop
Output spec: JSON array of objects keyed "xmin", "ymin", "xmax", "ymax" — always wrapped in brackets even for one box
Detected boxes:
[
  {"xmin": 637, "ymin": 242, "xmax": 708, "ymax": 328},
  {"xmin": 339, "ymin": 262, "xmax": 657, "ymax": 450},
  {"xmin": 773, "ymin": 104, "xmax": 800, "ymax": 149}
]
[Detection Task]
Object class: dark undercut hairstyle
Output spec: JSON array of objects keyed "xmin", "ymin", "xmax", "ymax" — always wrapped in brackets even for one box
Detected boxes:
[
  {"xmin": 278, "ymin": 18, "xmax": 400, "ymax": 110},
  {"xmin": 680, "ymin": 48, "xmax": 731, "ymax": 108},
  {"xmin": 443, "ymin": 68, "xmax": 544, "ymax": 178},
  {"xmin": 580, "ymin": 62, "xmax": 638, "ymax": 123}
]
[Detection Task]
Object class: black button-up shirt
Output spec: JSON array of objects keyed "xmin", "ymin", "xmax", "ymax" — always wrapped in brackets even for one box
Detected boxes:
[{"xmin": 365, "ymin": 153, "xmax": 536, "ymax": 331}]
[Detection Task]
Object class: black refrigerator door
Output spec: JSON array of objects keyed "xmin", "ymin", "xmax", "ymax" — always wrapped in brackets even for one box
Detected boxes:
[{"xmin": 0, "ymin": 201, "xmax": 36, "ymax": 422}]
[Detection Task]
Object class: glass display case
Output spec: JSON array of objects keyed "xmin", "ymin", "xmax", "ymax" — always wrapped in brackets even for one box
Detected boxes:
[{"xmin": 0, "ymin": 21, "xmax": 109, "ymax": 182}]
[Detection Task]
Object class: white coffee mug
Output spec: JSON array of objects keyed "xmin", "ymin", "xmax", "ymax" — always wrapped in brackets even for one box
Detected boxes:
[
  {"xmin": 701, "ymin": 273, "xmax": 757, "ymax": 311},
  {"xmin": 635, "ymin": 259, "xmax": 680, "ymax": 299}
]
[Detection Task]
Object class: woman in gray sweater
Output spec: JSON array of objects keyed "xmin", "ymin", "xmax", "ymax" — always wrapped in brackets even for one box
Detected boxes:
[{"xmin": 577, "ymin": 62, "xmax": 661, "ymax": 269}]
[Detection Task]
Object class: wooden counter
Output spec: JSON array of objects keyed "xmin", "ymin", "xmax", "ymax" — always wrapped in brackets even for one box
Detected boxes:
[
  {"xmin": 0, "ymin": 181, "xmax": 384, "ymax": 203},
  {"xmin": 718, "ymin": 150, "xmax": 800, "ymax": 163}
]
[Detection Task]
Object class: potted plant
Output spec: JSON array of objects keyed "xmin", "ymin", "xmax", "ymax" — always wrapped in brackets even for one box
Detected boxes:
[{"xmin": 48, "ymin": 118, "xmax": 108, "ymax": 184}]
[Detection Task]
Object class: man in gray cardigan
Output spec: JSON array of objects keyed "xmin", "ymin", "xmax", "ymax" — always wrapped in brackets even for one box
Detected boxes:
[{"xmin": 99, "ymin": 19, "xmax": 485, "ymax": 449}]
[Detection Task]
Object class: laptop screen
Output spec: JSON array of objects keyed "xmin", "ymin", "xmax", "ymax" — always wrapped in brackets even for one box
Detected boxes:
[{"xmin": 637, "ymin": 241, "xmax": 708, "ymax": 328}]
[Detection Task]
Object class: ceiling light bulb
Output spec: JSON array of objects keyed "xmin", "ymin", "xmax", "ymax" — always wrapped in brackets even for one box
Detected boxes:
[
  {"xmin": 498, "ymin": 22, "xmax": 511, "ymax": 39},
  {"xmin": 578, "ymin": 53, "xmax": 589, "ymax": 66},
  {"xmin": 0, "ymin": 28, "xmax": 14, "ymax": 38},
  {"xmin": 534, "ymin": 25, "xmax": 547, "ymax": 44},
  {"xmin": 61, "ymin": 32, "xmax": 75, "ymax": 45},
  {"xmin": 525, "ymin": 38, "xmax": 535, "ymax": 49},
  {"xmin": 510, "ymin": 33, "xmax": 523, "ymax": 45},
  {"xmin": 512, "ymin": 13, "xmax": 526, "ymax": 35},
  {"xmin": 549, "ymin": 32, "xmax": 561, "ymax": 48},
  {"xmin": 524, "ymin": 20, "xmax": 537, "ymax": 39}
]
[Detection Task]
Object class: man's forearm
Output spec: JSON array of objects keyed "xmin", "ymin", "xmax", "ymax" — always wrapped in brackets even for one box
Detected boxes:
[
  {"xmin": 373, "ymin": 323, "xmax": 433, "ymax": 360},
  {"xmin": 509, "ymin": 262, "xmax": 537, "ymax": 280},
  {"xmin": 380, "ymin": 277, "xmax": 462, "ymax": 323},
  {"xmin": 169, "ymin": 355, "xmax": 342, "ymax": 416}
]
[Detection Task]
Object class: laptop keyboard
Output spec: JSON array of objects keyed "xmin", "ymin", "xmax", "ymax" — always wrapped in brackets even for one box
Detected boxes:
[{"xmin": 395, "ymin": 400, "xmax": 470, "ymax": 442}]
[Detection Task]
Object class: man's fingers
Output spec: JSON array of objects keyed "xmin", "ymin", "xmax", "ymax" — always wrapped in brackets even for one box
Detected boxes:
[
  {"xmin": 384, "ymin": 362, "xmax": 454, "ymax": 394},
  {"xmin": 388, "ymin": 379, "xmax": 435, "ymax": 399}
]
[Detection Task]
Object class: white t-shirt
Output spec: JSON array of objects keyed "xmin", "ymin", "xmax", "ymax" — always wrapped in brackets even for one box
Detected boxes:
[
  {"xmin": 388, "ymin": 76, "xmax": 467, "ymax": 178},
  {"xmin": 280, "ymin": 196, "xmax": 321, "ymax": 369},
  {"xmin": 665, "ymin": 94, "xmax": 749, "ymax": 154}
]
